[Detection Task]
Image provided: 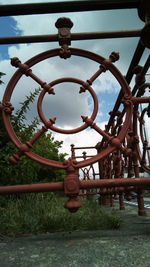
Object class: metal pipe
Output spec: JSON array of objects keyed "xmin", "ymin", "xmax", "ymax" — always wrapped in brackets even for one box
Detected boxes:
[
  {"xmin": 73, "ymin": 146, "xmax": 95, "ymax": 150},
  {"xmin": 0, "ymin": 0, "xmax": 139, "ymax": 17},
  {"xmin": 0, "ymin": 177, "xmax": 150, "ymax": 195},
  {"xmin": 131, "ymin": 96, "xmax": 150, "ymax": 103},
  {"xmin": 80, "ymin": 177, "xmax": 150, "ymax": 189},
  {"xmin": 0, "ymin": 30, "xmax": 141, "ymax": 45},
  {"xmin": 0, "ymin": 182, "xmax": 63, "ymax": 195},
  {"xmin": 74, "ymin": 155, "xmax": 95, "ymax": 158}
]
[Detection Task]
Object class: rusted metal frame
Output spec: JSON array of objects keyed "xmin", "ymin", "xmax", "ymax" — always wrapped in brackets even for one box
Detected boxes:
[
  {"xmin": 97, "ymin": 154, "xmax": 114, "ymax": 205},
  {"xmin": 126, "ymin": 110, "xmax": 141, "ymax": 179},
  {"xmin": 2, "ymin": 114, "xmax": 66, "ymax": 169},
  {"xmin": 72, "ymin": 146, "xmax": 99, "ymax": 195},
  {"xmin": 81, "ymin": 165, "xmax": 96, "ymax": 180},
  {"xmin": 0, "ymin": 177, "xmax": 150, "ymax": 195},
  {"xmin": 89, "ymin": 165, "xmax": 96, "ymax": 180},
  {"xmin": 109, "ymin": 111, "xmax": 123, "ymax": 137},
  {"xmin": 112, "ymin": 151, "xmax": 122, "ymax": 178},
  {"xmin": 2, "ymin": 48, "xmax": 99, "ymax": 168},
  {"xmin": 132, "ymin": 55, "xmax": 150, "ymax": 96},
  {"xmin": 2, "ymin": 47, "xmax": 132, "ymax": 170},
  {"xmin": 76, "ymin": 104, "xmax": 131, "ymax": 168},
  {"xmin": 73, "ymin": 148, "xmax": 98, "ymax": 193},
  {"xmin": 80, "ymin": 177, "xmax": 150, "ymax": 189},
  {"xmin": 137, "ymin": 104, "xmax": 150, "ymax": 172},
  {"xmin": 131, "ymin": 79, "xmax": 150, "ymax": 175},
  {"xmin": 105, "ymin": 54, "xmax": 150, "ymax": 136},
  {"xmin": 137, "ymin": 189, "xmax": 146, "ymax": 216},
  {"xmin": 0, "ymin": 0, "xmax": 139, "ymax": 17},
  {"xmin": 80, "ymin": 74, "xmax": 132, "ymax": 165},
  {"xmin": 80, "ymin": 165, "xmax": 94, "ymax": 196},
  {"xmin": 132, "ymin": 96, "xmax": 150, "ymax": 103},
  {"xmin": 1, "ymin": 13, "xmax": 149, "ymax": 213},
  {"xmin": 118, "ymin": 193, "xmax": 125, "ymax": 210},
  {"xmin": 108, "ymin": 56, "xmax": 150, "ymax": 155},
  {"xmin": 111, "ymin": 149, "xmax": 125, "ymax": 209},
  {"xmin": 105, "ymin": 41, "xmax": 145, "ymax": 135},
  {"xmin": 136, "ymin": 83, "xmax": 150, "ymax": 99},
  {"xmin": 81, "ymin": 167, "xmax": 90, "ymax": 180},
  {"xmin": 7, "ymin": 125, "xmax": 49, "ymax": 165},
  {"xmin": 101, "ymin": 185, "xmax": 145, "ymax": 214},
  {"xmin": 128, "ymin": 155, "xmax": 135, "ymax": 178},
  {"xmin": 133, "ymin": 146, "xmax": 140, "ymax": 178},
  {"xmin": 0, "ymin": 30, "xmax": 141, "ymax": 45},
  {"xmin": 0, "ymin": 182, "xmax": 63, "ymax": 195},
  {"xmin": 38, "ymin": 77, "xmax": 98, "ymax": 134}
]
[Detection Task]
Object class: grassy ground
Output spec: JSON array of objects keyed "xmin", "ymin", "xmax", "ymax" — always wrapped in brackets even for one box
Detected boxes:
[{"xmin": 0, "ymin": 193, "xmax": 121, "ymax": 237}]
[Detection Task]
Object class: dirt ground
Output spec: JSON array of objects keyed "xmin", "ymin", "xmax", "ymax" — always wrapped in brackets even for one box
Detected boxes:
[{"xmin": 0, "ymin": 205, "xmax": 150, "ymax": 267}]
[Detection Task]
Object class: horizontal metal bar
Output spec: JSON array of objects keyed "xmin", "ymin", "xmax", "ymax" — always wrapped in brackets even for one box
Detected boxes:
[
  {"xmin": 75, "ymin": 155, "xmax": 95, "ymax": 158},
  {"xmin": 0, "ymin": 182, "xmax": 63, "ymax": 195},
  {"xmin": 80, "ymin": 177, "xmax": 150, "ymax": 189},
  {"xmin": 0, "ymin": 177, "xmax": 150, "ymax": 195},
  {"xmin": 73, "ymin": 146, "xmax": 96, "ymax": 150},
  {"xmin": 131, "ymin": 96, "xmax": 150, "ymax": 103},
  {"xmin": 0, "ymin": 30, "xmax": 141, "ymax": 45},
  {"xmin": 0, "ymin": 0, "xmax": 139, "ymax": 17}
]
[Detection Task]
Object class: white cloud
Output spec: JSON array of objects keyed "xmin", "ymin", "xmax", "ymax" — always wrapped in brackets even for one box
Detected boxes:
[
  {"xmin": 53, "ymin": 121, "xmax": 106, "ymax": 157},
  {"xmin": 143, "ymin": 111, "xmax": 150, "ymax": 141}
]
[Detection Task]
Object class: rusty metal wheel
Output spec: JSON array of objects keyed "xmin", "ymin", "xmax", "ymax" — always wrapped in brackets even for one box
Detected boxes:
[{"xmin": 1, "ymin": 47, "xmax": 132, "ymax": 169}]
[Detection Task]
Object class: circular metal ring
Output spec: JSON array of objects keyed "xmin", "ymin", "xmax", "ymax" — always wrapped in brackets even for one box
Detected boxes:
[
  {"xmin": 37, "ymin": 77, "xmax": 98, "ymax": 134},
  {"xmin": 2, "ymin": 48, "xmax": 132, "ymax": 169}
]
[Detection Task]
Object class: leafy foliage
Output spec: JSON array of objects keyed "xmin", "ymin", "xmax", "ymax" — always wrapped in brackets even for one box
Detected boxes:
[
  {"xmin": 0, "ymin": 88, "xmax": 66, "ymax": 186},
  {"xmin": 0, "ymin": 72, "xmax": 5, "ymax": 85}
]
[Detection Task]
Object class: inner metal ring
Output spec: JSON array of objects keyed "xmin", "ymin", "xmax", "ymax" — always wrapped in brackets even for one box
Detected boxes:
[{"xmin": 37, "ymin": 77, "xmax": 98, "ymax": 134}]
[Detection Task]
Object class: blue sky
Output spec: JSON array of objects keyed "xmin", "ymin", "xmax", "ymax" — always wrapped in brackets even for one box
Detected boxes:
[
  {"xmin": 0, "ymin": 16, "xmax": 21, "ymax": 59},
  {"xmin": 0, "ymin": 1, "xmax": 149, "ymax": 156}
]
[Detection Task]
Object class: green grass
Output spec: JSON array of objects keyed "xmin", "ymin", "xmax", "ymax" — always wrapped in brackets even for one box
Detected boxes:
[{"xmin": 0, "ymin": 193, "xmax": 121, "ymax": 237}]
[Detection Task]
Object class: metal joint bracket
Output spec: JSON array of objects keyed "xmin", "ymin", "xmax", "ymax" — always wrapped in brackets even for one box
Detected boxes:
[{"xmin": 55, "ymin": 17, "xmax": 73, "ymax": 58}]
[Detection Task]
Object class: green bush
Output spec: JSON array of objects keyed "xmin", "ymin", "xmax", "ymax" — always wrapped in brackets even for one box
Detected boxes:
[{"xmin": 0, "ymin": 88, "xmax": 66, "ymax": 186}]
